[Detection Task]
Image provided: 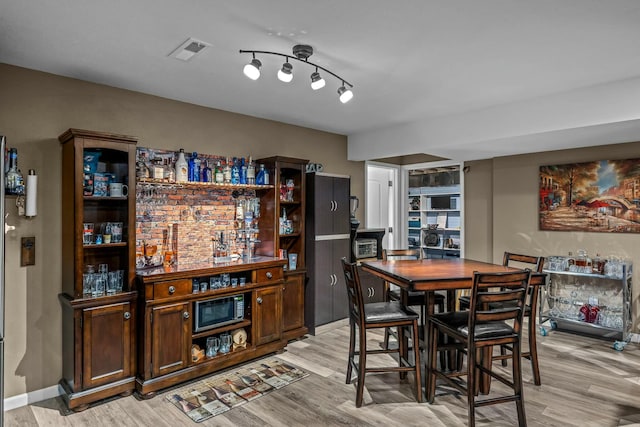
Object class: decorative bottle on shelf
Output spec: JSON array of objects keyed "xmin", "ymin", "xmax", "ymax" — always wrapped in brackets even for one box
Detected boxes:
[
  {"xmin": 214, "ymin": 160, "xmax": 224, "ymax": 183},
  {"xmin": 231, "ymin": 157, "xmax": 240, "ymax": 184},
  {"xmin": 136, "ymin": 151, "xmax": 151, "ymax": 180},
  {"xmin": 163, "ymin": 157, "xmax": 175, "ymax": 183},
  {"xmin": 246, "ymin": 156, "xmax": 256, "ymax": 185},
  {"xmin": 188, "ymin": 152, "xmax": 200, "ymax": 182},
  {"xmin": 175, "ymin": 149, "xmax": 188, "ymax": 183},
  {"xmin": 5, "ymin": 148, "xmax": 24, "ymax": 195},
  {"xmin": 223, "ymin": 157, "xmax": 232, "ymax": 183},
  {"xmin": 240, "ymin": 157, "xmax": 247, "ymax": 184},
  {"xmin": 151, "ymin": 157, "xmax": 164, "ymax": 181},
  {"xmin": 202, "ymin": 160, "xmax": 212, "ymax": 183},
  {"xmin": 256, "ymin": 164, "xmax": 266, "ymax": 185}
]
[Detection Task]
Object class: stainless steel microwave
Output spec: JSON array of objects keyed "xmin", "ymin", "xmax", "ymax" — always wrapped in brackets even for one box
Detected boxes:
[
  {"xmin": 193, "ymin": 294, "xmax": 245, "ymax": 333},
  {"xmin": 354, "ymin": 238, "xmax": 377, "ymax": 259}
]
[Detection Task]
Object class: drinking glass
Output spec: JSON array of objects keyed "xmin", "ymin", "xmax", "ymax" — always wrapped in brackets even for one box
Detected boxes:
[
  {"xmin": 99, "ymin": 263, "xmax": 109, "ymax": 274},
  {"xmin": 116, "ymin": 270, "xmax": 124, "ymax": 292},
  {"xmin": 111, "ymin": 222, "xmax": 123, "ymax": 243},
  {"xmin": 206, "ymin": 337, "xmax": 220, "ymax": 358},
  {"xmin": 220, "ymin": 334, "xmax": 231, "ymax": 354},
  {"xmin": 82, "ymin": 223, "xmax": 94, "ymax": 245},
  {"xmin": 83, "ymin": 273, "xmax": 95, "ymax": 296},
  {"xmin": 107, "ymin": 271, "xmax": 118, "ymax": 295},
  {"xmin": 93, "ymin": 274, "xmax": 106, "ymax": 297}
]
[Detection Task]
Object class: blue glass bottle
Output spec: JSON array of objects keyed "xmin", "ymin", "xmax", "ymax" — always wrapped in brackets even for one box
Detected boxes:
[
  {"xmin": 202, "ymin": 160, "xmax": 212, "ymax": 182},
  {"xmin": 239, "ymin": 157, "xmax": 247, "ymax": 184},
  {"xmin": 188, "ymin": 152, "xmax": 199, "ymax": 182},
  {"xmin": 231, "ymin": 157, "xmax": 240, "ymax": 184}
]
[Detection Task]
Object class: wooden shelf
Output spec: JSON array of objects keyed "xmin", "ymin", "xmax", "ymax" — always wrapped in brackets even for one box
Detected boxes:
[{"xmin": 137, "ymin": 178, "xmax": 274, "ymax": 190}]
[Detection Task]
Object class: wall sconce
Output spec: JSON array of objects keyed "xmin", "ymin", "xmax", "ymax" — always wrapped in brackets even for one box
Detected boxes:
[{"xmin": 240, "ymin": 44, "xmax": 354, "ymax": 104}]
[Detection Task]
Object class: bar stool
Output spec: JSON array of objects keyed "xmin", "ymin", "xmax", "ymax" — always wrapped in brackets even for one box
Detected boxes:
[
  {"xmin": 341, "ymin": 258, "xmax": 422, "ymax": 407},
  {"xmin": 381, "ymin": 249, "xmax": 446, "ymax": 350},
  {"xmin": 427, "ymin": 269, "xmax": 532, "ymax": 427},
  {"xmin": 458, "ymin": 252, "xmax": 545, "ymax": 385}
]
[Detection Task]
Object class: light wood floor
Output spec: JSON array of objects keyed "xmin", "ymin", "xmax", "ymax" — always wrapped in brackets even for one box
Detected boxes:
[{"xmin": 5, "ymin": 319, "xmax": 640, "ymax": 426}]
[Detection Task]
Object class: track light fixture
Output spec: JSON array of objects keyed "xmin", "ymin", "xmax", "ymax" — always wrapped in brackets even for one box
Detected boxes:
[
  {"xmin": 240, "ymin": 44, "xmax": 354, "ymax": 103},
  {"xmin": 243, "ymin": 54, "xmax": 262, "ymax": 80}
]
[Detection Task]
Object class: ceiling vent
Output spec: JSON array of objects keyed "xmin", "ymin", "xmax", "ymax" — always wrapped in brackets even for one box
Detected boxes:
[{"xmin": 169, "ymin": 38, "xmax": 210, "ymax": 61}]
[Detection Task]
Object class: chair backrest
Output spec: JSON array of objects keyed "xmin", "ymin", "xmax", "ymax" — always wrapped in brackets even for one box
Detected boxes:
[
  {"xmin": 467, "ymin": 270, "xmax": 532, "ymax": 339},
  {"xmin": 502, "ymin": 252, "xmax": 545, "ymax": 273},
  {"xmin": 382, "ymin": 248, "xmax": 421, "ymax": 261},
  {"xmin": 341, "ymin": 257, "xmax": 366, "ymax": 328}
]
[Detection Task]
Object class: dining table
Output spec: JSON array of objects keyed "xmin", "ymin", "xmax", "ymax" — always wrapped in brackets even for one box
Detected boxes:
[{"xmin": 360, "ymin": 257, "xmax": 546, "ymax": 395}]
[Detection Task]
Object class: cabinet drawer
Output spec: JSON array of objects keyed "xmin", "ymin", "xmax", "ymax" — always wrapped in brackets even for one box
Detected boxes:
[
  {"xmin": 254, "ymin": 267, "xmax": 283, "ymax": 283},
  {"xmin": 153, "ymin": 279, "xmax": 192, "ymax": 299}
]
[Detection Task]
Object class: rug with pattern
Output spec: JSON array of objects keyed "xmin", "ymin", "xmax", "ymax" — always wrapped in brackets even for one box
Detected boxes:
[{"xmin": 165, "ymin": 357, "xmax": 309, "ymax": 423}]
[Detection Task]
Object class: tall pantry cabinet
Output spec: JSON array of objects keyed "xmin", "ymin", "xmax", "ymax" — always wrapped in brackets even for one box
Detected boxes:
[
  {"xmin": 305, "ymin": 173, "xmax": 351, "ymax": 335},
  {"xmin": 58, "ymin": 129, "xmax": 137, "ymax": 411}
]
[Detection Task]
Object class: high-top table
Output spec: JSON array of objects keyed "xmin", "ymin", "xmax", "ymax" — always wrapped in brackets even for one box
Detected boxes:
[{"xmin": 361, "ymin": 257, "xmax": 546, "ymax": 395}]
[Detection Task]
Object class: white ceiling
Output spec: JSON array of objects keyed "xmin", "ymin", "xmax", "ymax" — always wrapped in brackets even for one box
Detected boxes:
[{"xmin": 2, "ymin": 0, "xmax": 640, "ymax": 161}]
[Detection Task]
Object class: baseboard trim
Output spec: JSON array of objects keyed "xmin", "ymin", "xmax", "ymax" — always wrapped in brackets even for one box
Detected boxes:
[{"xmin": 4, "ymin": 384, "xmax": 62, "ymax": 411}]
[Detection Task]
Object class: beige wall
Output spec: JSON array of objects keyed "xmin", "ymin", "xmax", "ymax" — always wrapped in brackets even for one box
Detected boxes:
[
  {"xmin": 491, "ymin": 141, "xmax": 640, "ymax": 330},
  {"xmin": 0, "ymin": 63, "xmax": 363, "ymax": 397}
]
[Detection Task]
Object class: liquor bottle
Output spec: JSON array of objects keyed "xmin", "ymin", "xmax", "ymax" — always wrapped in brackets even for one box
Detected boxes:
[
  {"xmin": 202, "ymin": 160, "xmax": 212, "ymax": 183},
  {"xmin": 164, "ymin": 157, "xmax": 175, "ymax": 183},
  {"xmin": 231, "ymin": 157, "xmax": 240, "ymax": 184},
  {"xmin": 263, "ymin": 165, "xmax": 270, "ymax": 185},
  {"xmin": 246, "ymin": 156, "xmax": 256, "ymax": 185},
  {"xmin": 188, "ymin": 152, "xmax": 200, "ymax": 182},
  {"xmin": 223, "ymin": 157, "xmax": 232, "ymax": 184},
  {"xmin": 136, "ymin": 151, "xmax": 151, "ymax": 180},
  {"xmin": 151, "ymin": 157, "xmax": 164, "ymax": 181},
  {"xmin": 214, "ymin": 161, "xmax": 224, "ymax": 183},
  {"xmin": 255, "ymin": 164, "xmax": 265, "ymax": 185},
  {"xmin": 239, "ymin": 157, "xmax": 247, "ymax": 184},
  {"xmin": 6, "ymin": 148, "xmax": 24, "ymax": 195},
  {"xmin": 175, "ymin": 149, "xmax": 188, "ymax": 183}
]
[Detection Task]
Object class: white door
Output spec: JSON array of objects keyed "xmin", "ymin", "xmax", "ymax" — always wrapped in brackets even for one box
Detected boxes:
[{"xmin": 366, "ymin": 163, "xmax": 398, "ymax": 250}]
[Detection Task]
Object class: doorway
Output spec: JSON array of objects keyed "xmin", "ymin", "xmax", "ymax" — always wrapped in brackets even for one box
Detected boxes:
[{"xmin": 365, "ymin": 162, "xmax": 399, "ymax": 250}]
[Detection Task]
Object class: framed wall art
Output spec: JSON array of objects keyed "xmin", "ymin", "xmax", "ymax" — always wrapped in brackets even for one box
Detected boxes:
[{"xmin": 539, "ymin": 158, "xmax": 640, "ymax": 233}]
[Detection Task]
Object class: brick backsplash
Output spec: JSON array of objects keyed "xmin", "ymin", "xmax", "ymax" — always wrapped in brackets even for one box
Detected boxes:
[{"xmin": 135, "ymin": 184, "xmax": 257, "ymax": 268}]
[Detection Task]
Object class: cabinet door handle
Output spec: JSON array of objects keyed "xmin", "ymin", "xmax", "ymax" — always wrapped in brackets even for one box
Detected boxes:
[
  {"xmin": 183, "ymin": 311, "xmax": 190, "ymax": 319},
  {"xmin": 334, "ymin": 201, "xmax": 338, "ymax": 211},
  {"xmin": 333, "ymin": 274, "xmax": 338, "ymax": 285},
  {"xmin": 266, "ymin": 272, "xmax": 273, "ymax": 279},
  {"xmin": 124, "ymin": 311, "xmax": 131, "ymax": 320},
  {"xmin": 257, "ymin": 297, "xmax": 263, "ymax": 304},
  {"xmin": 168, "ymin": 285, "xmax": 175, "ymax": 295}
]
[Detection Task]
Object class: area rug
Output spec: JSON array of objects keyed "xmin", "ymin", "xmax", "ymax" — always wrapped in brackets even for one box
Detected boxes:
[{"xmin": 165, "ymin": 357, "xmax": 309, "ymax": 423}]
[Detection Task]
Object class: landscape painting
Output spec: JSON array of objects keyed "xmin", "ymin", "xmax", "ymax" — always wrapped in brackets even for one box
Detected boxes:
[{"xmin": 539, "ymin": 158, "xmax": 640, "ymax": 233}]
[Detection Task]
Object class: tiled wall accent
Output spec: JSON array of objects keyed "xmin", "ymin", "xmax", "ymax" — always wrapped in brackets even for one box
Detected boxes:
[{"xmin": 135, "ymin": 184, "xmax": 256, "ymax": 268}]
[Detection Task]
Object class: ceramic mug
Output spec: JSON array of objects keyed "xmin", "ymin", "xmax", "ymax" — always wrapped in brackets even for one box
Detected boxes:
[{"xmin": 109, "ymin": 182, "xmax": 128, "ymax": 197}]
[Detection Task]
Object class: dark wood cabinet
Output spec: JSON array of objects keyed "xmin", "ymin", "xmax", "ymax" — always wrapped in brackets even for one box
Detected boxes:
[
  {"xmin": 308, "ymin": 173, "xmax": 351, "ymax": 236},
  {"xmin": 254, "ymin": 285, "xmax": 283, "ymax": 345},
  {"xmin": 358, "ymin": 266, "xmax": 385, "ymax": 303},
  {"xmin": 282, "ymin": 273, "xmax": 305, "ymax": 336},
  {"xmin": 305, "ymin": 173, "xmax": 351, "ymax": 335},
  {"xmin": 136, "ymin": 258, "xmax": 289, "ymax": 397},
  {"xmin": 81, "ymin": 302, "xmax": 134, "ymax": 389},
  {"xmin": 256, "ymin": 156, "xmax": 309, "ymax": 341},
  {"xmin": 150, "ymin": 302, "xmax": 191, "ymax": 377},
  {"xmin": 58, "ymin": 129, "xmax": 138, "ymax": 411}
]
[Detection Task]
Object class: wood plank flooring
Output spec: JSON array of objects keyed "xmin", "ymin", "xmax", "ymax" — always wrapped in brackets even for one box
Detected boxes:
[{"xmin": 5, "ymin": 319, "xmax": 640, "ymax": 426}]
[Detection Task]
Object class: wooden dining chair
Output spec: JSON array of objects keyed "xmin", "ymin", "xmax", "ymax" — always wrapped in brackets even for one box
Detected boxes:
[
  {"xmin": 459, "ymin": 252, "xmax": 545, "ymax": 385},
  {"xmin": 341, "ymin": 258, "xmax": 422, "ymax": 407},
  {"xmin": 381, "ymin": 248, "xmax": 445, "ymax": 350},
  {"xmin": 427, "ymin": 269, "xmax": 532, "ymax": 427}
]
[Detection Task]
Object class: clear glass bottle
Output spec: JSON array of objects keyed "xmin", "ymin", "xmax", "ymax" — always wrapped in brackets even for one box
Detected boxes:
[
  {"xmin": 175, "ymin": 149, "xmax": 188, "ymax": 183},
  {"xmin": 163, "ymin": 157, "xmax": 175, "ymax": 183},
  {"xmin": 6, "ymin": 148, "xmax": 23, "ymax": 195},
  {"xmin": 136, "ymin": 151, "xmax": 151, "ymax": 180},
  {"xmin": 223, "ymin": 157, "xmax": 232, "ymax": 184},
  {"xmin": 151, "ymin": 157, "xmax": 164, "ymax": 181},
  {"xmin": 214, "ymin": 160, "xmax": 224, "ymax": 183},
  {"xmin": 246, "ymin": 156, "xmax": 256, "ymax": 185}
]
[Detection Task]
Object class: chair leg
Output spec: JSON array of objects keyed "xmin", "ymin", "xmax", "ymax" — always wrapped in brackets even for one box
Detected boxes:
[
  {"xmin": 383, "ymin": 326, "xmax": 391, "ymax": 350},
  {"xmin": 500, "ymin": 345, "xmax": 508, "ymax": 366},
  {"xmin": 426, "ymin": 321, "xmax": 438, "ymax": 403},
  {"xmin": 467, "ymin": 346, "xmax": 478, "ymax": 427},
  {"xmin": 355, "ymin": 326, "xmax": 367, "ymax": 407},
  {"xmin": 512, "ymin": 341, "xmax": 527, "ymax": 426},
  {"xmin": 412, "ymin": 320, "xmax": 423, "ymax": 403},
  {"xmin": 528, "ymin": 312, "xmax": 541, "ymax": 386},
  {"xmin": 346, "ymin": 320, "xmax": 355, "ymax": 384},
  {"xmin": 398, "ymin": 326, "xmax": 407, "ymax": 380}
]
